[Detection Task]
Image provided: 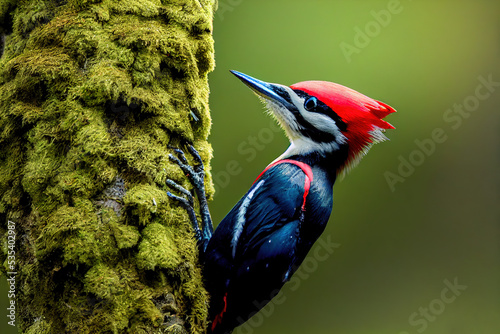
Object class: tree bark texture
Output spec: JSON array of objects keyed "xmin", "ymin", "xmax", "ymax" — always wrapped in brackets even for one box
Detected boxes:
[{"xmin": 0, "ymin": 0, "xmax": 216, "ymax": 333}]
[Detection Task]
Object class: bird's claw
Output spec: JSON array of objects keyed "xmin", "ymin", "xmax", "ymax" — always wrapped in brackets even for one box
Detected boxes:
[
  {"xmin": 168, "ymin": 145, "xmax": 205, "ymax": 191},
  {"xmin": 166, "ymin": 182, "xmax": 201, "ymax": 241},
  {"xmin": 167, "ymin": 144, "xmax": 213, "ymax": 254},
  {"xmin": 166, "ymin": 179, "xmax": 194, "ymax": 207}
]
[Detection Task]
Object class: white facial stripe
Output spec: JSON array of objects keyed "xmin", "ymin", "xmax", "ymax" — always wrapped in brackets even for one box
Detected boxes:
[
  {"xmin": 278, "ymin": 138, "xmax": 342, "ymax": 160},
  {"xmin": 260, "ymin": 85, "xmax": 347, "ymax": 157},
  {"xmin": 301, "ymin": 111, "xmax": 346, "ymax": 142},
  {"xmin": 260, "ymin": 97, "xmax": 300, "ymax": 136},
  {"xmin": 286, "ymin": 86, "xmax": 346, "ymax": 142}
]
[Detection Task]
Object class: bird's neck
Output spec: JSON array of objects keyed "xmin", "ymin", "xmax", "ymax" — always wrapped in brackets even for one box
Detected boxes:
[{"xmin": 275, "ymin": 145, "xmax": 348, "ymax": 182}]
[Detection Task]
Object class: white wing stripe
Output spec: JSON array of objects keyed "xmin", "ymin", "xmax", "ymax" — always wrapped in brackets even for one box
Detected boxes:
[{"xmin": 231, "ymin": 179, "xmax": 265, "ymax": 258}]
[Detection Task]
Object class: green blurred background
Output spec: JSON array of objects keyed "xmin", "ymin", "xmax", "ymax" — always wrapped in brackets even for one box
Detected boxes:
[
  {"xmin": 2, "ymin": 0, "xmax": 499, "ymax": 333},
  {"xmin": 207, "ymin": 0, "xmax": 499, "ymax": 333}
]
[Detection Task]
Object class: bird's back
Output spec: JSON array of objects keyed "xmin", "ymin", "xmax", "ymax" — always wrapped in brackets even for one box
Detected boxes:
[{"xmin": 204, "ymin": 162, "xmax": 334, "ymax": 333}]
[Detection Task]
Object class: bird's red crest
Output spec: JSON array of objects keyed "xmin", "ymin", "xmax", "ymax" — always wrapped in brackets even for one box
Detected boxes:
[{"xmin": 290, "ymin": 81, "xmax": 396, "ymax": 170}]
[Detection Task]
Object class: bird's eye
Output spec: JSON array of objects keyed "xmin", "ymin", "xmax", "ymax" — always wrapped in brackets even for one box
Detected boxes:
[{"xmin": 304, "ymin": 97, "xmax": 318, "ymax": 111}]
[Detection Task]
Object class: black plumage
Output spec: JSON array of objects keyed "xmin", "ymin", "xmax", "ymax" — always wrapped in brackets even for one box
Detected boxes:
[{"xmin": 204, "ymin": 158, "xmax": 336, "ymax": 333}]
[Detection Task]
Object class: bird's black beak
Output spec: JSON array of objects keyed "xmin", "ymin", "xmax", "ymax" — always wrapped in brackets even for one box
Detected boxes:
[{"xmin": 230, "ymin": 70, "xmax": 295, "ymax": 110}]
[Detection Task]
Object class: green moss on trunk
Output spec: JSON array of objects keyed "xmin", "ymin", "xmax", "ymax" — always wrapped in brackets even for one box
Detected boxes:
[{"xmin": 0, "ymin": 0, "xmax": 216, "ymax": 333}]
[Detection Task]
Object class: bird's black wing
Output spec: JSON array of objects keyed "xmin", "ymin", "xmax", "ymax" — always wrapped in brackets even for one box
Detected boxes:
[
  {"xmin": 233, "ymin": 163, "xmax": 306, "ymax": 261},
  {"xmin": 205, "ymin": 163, "xmax": 309, "ymax": 333}
]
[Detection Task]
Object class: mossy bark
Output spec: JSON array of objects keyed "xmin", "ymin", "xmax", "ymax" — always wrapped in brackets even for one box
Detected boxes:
[{"xmin": 0, "ymin": 0, "xmax": 216, "ymax": 333}]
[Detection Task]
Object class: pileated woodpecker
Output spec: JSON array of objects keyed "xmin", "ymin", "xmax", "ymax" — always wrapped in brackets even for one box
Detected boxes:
[{"xmin": 167, "ymin": 71, "xmax": 395, "ymax": 334}]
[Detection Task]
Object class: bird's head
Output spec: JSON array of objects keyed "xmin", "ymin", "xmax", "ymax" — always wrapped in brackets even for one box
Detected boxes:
[{"xmin": 231, "ymin": 70, "xmax": 396, "ymax": 173}]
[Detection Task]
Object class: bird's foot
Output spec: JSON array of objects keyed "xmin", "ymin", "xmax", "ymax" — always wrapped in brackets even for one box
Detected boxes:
[{"xmin": 167, "ymin": 145, "xmax": 213, "ymax": 253}]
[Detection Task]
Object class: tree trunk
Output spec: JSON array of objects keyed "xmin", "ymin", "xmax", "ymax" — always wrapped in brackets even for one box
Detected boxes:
[{"xmin": 0, "ymin": 0, "xmax": 216, "ymax": 333}]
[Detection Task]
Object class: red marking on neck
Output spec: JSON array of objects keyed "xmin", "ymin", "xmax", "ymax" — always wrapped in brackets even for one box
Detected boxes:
[
  {"xmin": 211, "ymin": 293, "xmax": 228, "ymax": 332},
  {"xmin": 253, "ymin": 159, "xmax": 314, "ymax": 211}
]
